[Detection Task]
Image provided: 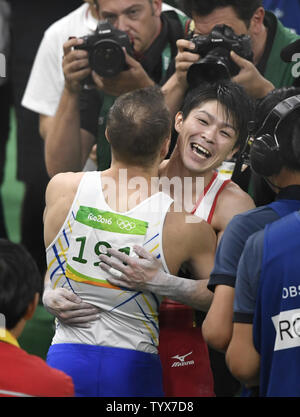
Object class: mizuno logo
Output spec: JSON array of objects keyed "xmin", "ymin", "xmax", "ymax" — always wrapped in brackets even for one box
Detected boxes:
[
  {"xmin": 171, "ymin": 351, "xmax": 195, "ymax": 367},
  {"xmin": 172, "ymin": 351, "xmax": 193, "ymax": 362}
]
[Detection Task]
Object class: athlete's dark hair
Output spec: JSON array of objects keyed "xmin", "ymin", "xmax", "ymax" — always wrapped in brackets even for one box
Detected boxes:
[
  {"xmin": 181, "ymin": 0, "xmax": 262, "ymax": 27},
  {"xmin": 107, "ymin": 86, "xmax": 171, "ymax": 166},
  {"xmin": 0, "ymin": 239, "xmax": 41, "ymax": 330},
  {"xmin": 181, "ymin": 80, "xmax": 254, "ymax": 149},
  {"xmin": 254, "ymin": 86, "xmax": 300, "ymax": 171}
]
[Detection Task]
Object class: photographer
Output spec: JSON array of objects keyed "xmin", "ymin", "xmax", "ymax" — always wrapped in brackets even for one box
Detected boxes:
[
  {"xmin": 163, "ymin": 0, "xmax": 300, "ymax": 116},
  {"xmin": 44, "ymin": 0, "xmax": 189, "ymax": 177},
  {"xmin": 22, "ymin": 1, "xmax": 99, "ymax": 142}
]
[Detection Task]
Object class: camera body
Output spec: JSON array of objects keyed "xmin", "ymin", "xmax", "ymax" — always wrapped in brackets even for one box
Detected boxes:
[
  {"xmin": 75, "ymin": 20, "xmax": 134, "ymax": 78},
  {"xmin": 187, "ymin": 24, "xmax": 253, "ymax": 87}
]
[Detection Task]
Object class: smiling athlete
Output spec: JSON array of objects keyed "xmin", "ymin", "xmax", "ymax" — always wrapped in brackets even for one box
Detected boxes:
[
  {"xmin": 43, "ymin": 80, "xmax": 255, "ymax": 397},
  {"xmin": 43, "ymin": 86, "xmax": 216, "ymax": 397},
  {"xmin": 99, "ymin": 80, "xmax": 255, "ymax": 397},
  {"xmin": 159, "ymin": 81, "xmax": 255, "ymax": 241}
]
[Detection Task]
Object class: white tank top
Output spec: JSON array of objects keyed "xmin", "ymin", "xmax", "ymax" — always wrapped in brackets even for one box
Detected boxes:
[
  {"xmin": 46, "ymin": 171, "xmax": 173, "ymax": 354},
  {"xmin": 192, "ymin": 171, "xmax": 231, "ymax": 223}
]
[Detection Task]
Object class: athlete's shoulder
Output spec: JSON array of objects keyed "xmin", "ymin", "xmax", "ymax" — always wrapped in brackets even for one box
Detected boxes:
[
  {"xmin": 221, "ymin": 180, "xmax": 254, "ymax": 202},
  {"xmin": 45, "ymin": 172, "xmax": 85, "ymax": 213},
  {"xmin": 218, "ymin": 180, "xmax": 255, "ymax": 214},
  {"xmin": 48, "ymin": 171, "xmax": 85, "ymax": 191},
  {"xmin": 163, "ymin": 209, "xmax": 216, "ymax": 275},
  {"xmin": 165, "ymin": 209, "xmax": 215, "ymax": 246},
  {"xmin": 210, "ymin": 179, "xmax": 255, "ymax": 235}
]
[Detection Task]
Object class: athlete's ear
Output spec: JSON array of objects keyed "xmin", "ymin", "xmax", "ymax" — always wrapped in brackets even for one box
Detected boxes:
[
  {"xmin": 227, "ymin": 144, "xmax": 239, "ymax": 160},
  {"xmin": 160, "ymin": 134, "xmax": 171, "ymax": 162},
  {"xmin": 174, "ymin": 111, "xmax": 184, "ymax": 134}
]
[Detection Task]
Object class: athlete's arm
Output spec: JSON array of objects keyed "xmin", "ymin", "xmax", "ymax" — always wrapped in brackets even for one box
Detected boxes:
[
  {"xmin": 99, "ymin": 218, "xmax": 217, "ymax": 311},
  {"xmin": 43, "ymin": 271, "xmax": 101, "ymax": 327},
  {"xmin": 99, "ymin": 245, "xmax": 213, "ymax": 311},
  {"xmin": 43, "ymin": 172, "xmax": 81, "ymax": 248},
  {"xmin": 43, "ymin": 172, "xmax": 101, "ymax": 325},
  {"xmin": 212, "ymin": 182, "xmax": 255, "ymax": 243}
]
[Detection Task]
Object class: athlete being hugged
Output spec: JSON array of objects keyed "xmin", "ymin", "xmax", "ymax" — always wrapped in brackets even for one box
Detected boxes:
[{"xmin": 43, "ymin": 86, "xmax": 216, "ymax": 397}]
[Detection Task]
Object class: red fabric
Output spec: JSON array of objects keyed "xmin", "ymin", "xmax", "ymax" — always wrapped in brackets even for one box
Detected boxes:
[
  {"xmin": 207, "ymin": 179, "xmax": 231, "ymax": 224},
  {"xmin": 159, "ymin": 300, "xmax": 215, "ymax": 397},
  {"xmin": 191, "ymin": 171, "xmax": 218, "ymax": 215},
  {"xmin": 0, "ymin": 342, "xmax": 74, "ymax": 397}
]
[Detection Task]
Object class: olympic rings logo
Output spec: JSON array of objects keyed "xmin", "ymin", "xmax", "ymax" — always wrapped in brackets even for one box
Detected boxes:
[{"xmin": 117, "ymin": 219, "xmax": 136, "ymax": 231}]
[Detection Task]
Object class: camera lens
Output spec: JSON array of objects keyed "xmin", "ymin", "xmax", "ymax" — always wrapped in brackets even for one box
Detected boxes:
[
  {"xmin": 187, "ymin": 47, "xmax": 231, "ymax": 87},
  {"xmin": 91, "ymin": 39, "xmax": 126, "ymax": 78}
]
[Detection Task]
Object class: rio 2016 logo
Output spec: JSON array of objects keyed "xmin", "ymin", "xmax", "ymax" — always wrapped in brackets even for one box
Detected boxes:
[{"xmin": 291, "ymin": 53, "xmax": 300, "ymax": 77}]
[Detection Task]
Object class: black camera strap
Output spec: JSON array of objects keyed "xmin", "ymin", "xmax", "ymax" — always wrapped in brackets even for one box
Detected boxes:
[
  {"xmin": 162, "ymin": 10, "xmax": 185, "ymax": 59},
  {"xmin": 159, "ymin": 10, "xmax": 192, "ymax": 84}
]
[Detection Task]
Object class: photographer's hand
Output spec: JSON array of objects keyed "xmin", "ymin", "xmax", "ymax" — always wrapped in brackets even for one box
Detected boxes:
[
  {"xmin": 162, "ymin": 39, "xmax": 199, "ymax": 118},
  {"xmin": 92, "ymin": 51, "xmax": 154, "ymax": 96},
  {"xmin": 230, "ymin": 50, "xmax": 274, "ymax": 99},
  {"xmin": 63, "ymin": 37, "xmax": 91, "ymax": 93},
  {"xmin": 174, "ymin": 39, "xmax": 199, "ymax": 89}
]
